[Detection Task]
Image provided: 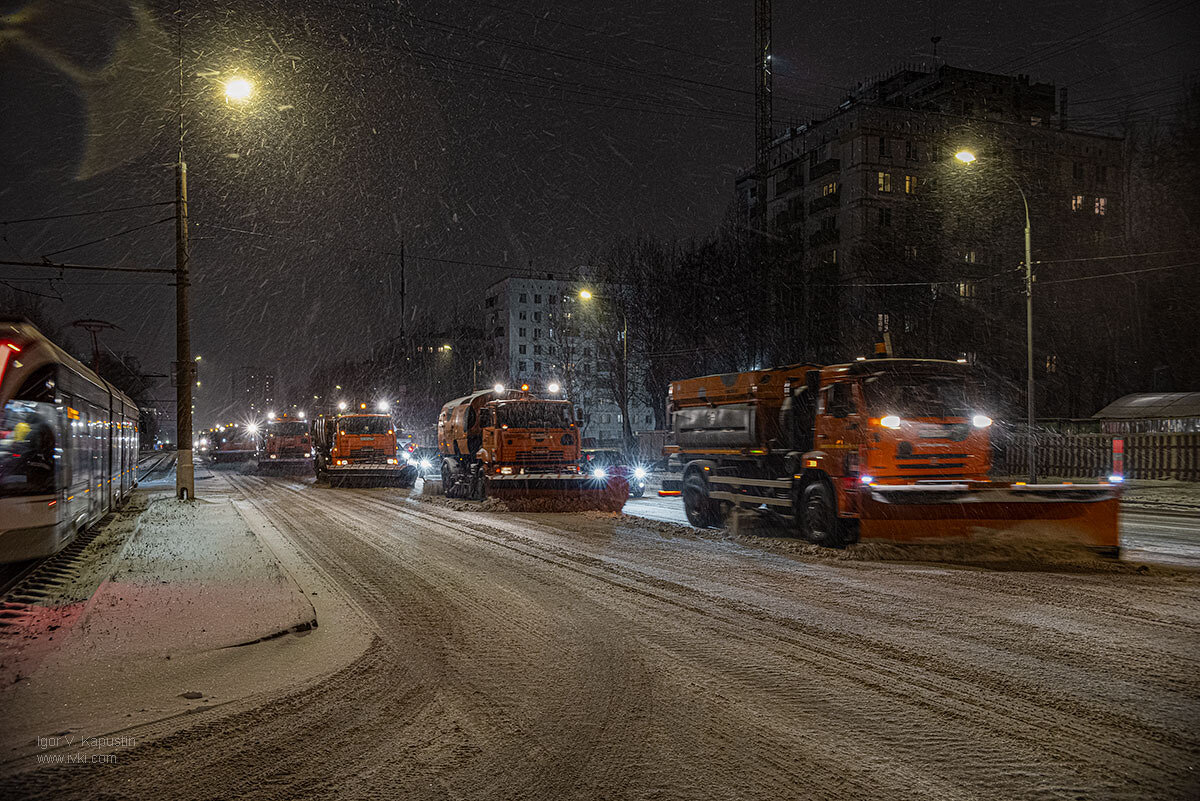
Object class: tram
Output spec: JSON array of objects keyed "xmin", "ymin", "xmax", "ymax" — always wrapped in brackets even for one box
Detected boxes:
[{"xmin": 0, "ymin": 319, "xmax": 139, "ymax": 562}]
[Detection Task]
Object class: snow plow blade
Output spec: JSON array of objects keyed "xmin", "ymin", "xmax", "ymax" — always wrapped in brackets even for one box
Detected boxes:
[
  {"xmin": 485, "ymin": 473, "xmax": 629, "ymax": 512},
  {"xmin": 859, "ymin": 482, "xmax": 1121, "ymax": 554}
]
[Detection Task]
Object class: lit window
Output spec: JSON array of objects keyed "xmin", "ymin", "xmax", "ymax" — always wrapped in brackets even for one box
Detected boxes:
[
  {"xmin": 877, "ymin": 312, "xmax": 890, "ymax": 332},
  {"xmin": 1071, "ymin": 194, "xmax": 1085, "ymax": 212},
  {"xmin": 1095, "ymin": 197, "xmax": 1107, "ymax": 215},
  {"xmin": 964, "ymin": 250, "xmax": 977, "ymax": 263},
  {"xmin": 829, "ymin": 248, "xmax": 838, "ymax": 264},
  {"xmin": 877, "ymin": 172, "xmax": 892, "ymax": 193},
  {"xmin": 904, "ymin": 175, "xmax": 916, "ymax": 194},
  {"xmin": 907, "ymin": 245, "xmax": 918, "ymax": 259},
  {"xmin": 822, "ymin": 181, "xmax": 837, "ymax": 196},
  {"xmin": 957, "ymin": 281, "xmax": 977, "ymax": 299},
  {"xmin": 1045, "ymin": 354, "xmax": 1058, "ymax": 374}
]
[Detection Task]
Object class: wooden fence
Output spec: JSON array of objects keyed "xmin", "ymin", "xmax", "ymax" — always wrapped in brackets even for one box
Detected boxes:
[{"xmin": 997, "ymin": 433, "xmax": 1200, "ymax": 481}]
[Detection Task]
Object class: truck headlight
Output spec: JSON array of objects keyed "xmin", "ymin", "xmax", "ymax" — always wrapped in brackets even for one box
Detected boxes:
[
  {"xmin": 419, "ymin": 459, "xmax": 432, "ymax": 471},
  {"xmin": 880, "ymin": 415, "xmax": 902, "ymax": 429},
  {"xmin": 387, "ymin": 458, "xmax": 398, "ymax": 464},
  {"xmin": 592, "ymin": 467, "xmax": 607, "ymax": 479},
  {"xmin": 972, "ymin": 414, "xmax": 993, "ymax": 428},
  {"xmin": 633, "ymin": 467, "xmax": 647, "ymax": 479}
]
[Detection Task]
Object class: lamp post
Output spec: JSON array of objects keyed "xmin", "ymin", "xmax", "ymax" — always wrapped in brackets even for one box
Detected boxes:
[
  {"xmin": 579, "ymin": 289, "xmax": 631, "ymax": 452},
  {"xmin": 173, "ymin": 55, "xmax": 255, "ymax": 499},
  {"xmin": 955, "ymin": 150, "xmax": 1036, "ymax": 483}
]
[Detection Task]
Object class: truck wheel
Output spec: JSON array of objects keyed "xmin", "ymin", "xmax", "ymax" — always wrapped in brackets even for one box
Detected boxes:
[
  {"xmin": 683, "ymin": 473, "xmax": 721, "ymax": 528},
  {"xmin": 799, "ymin": 482, "xmax": 846, "ymax": 548},
  {"xmin": 441, "ymin": 460, "xmax": 457, "ymax": 497},
  {"xmin": 629, "ymin": 483, "xmax": 645, "ymax": 499}
]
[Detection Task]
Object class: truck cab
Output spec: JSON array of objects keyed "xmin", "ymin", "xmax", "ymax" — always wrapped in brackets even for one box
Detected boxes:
[
  {"xmin": 311, "ymin": 412, "xmax": 416, "ymax": 487},
  {"xmin": 261, "ymin": 414, "xmax": 313, "ymax": 469}
]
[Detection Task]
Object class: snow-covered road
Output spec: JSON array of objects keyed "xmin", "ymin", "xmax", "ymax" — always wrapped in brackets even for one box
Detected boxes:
[{"xmin": 4, "ymin": 473, "xmax": 1198, "ymax": 799}]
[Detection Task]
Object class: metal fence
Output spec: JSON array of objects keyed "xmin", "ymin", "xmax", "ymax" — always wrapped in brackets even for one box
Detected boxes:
[{"xmin": 997, "ymin": 433, "xmax": 1200, "ymax": 482}]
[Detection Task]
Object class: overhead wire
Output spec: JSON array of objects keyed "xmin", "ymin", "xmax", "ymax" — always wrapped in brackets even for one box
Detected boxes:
[
  {"xmin": 992, "ymin": 0, "xmax": 1191, "ymax": 72},
  {"xmin": 39, "ymin": 216, "xmax": 175, "ymax": 259},
  {"xmin": 1037, "ymin": 260, "xmax": 1200, "ymax": 285},
  {"xmin": 0, "ymin": 201, "xmax": 175, "ymax": 226}
]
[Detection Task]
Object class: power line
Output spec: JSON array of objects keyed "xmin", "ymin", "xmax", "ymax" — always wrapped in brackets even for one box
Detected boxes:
[
  {"xmin": 0, "ymin": 201, "xmax": 175, "ymax": 226},
  {"xmin": 1036, "ymin": 249, "xmax": 1194, "ymax": 264},
  {"xmin": 1037, "ymin": 260, "xmax": 1200, "ymax": 285},
  {"xmin": 993, "ymin": 0, "xmax": 1192, "ymax": 73},
  {"xmin": 39, "ymin": 216, "xmax": 175, "ymax": 259},
  {"xmin": 0, "ymin": 259, "xmax": 174, "ymax": 274},
  {"xmin": 197, "ymin": 222, "xmax": 561, "ymax": 276}
]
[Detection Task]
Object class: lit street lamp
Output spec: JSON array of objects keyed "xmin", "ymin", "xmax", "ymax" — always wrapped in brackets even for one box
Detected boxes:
[
  {"xmin": 174, "ymin": 63, "xmax": 257, "ymax": 501},
  {"xmin": 579, "ymin": 288, "xmax": 631, "ymax": 452},
  {"xmin": 955, "ymin": 149, "xmax": 1036, "ymax": 483},
  {"xmin": 223, "ymin": 76, "xmax": 253, "ymax": 103}
]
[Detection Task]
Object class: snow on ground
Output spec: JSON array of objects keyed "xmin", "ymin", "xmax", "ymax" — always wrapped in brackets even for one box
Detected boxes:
[{"xmin": 0, "ymin": 467, "xmax": 369, "ymax": 765}]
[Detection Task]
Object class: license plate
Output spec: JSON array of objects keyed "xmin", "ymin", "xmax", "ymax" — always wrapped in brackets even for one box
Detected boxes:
[{"xmin": 360, "ymin": 437, "xmax": 373, "ymax": 442}]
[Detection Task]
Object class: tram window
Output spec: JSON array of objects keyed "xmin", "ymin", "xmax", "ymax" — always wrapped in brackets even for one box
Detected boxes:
[
  {"xmin": 0, "ymin": 401, "xmax": 58, "ymax": 496},
  {"xmin": 15, "ymin": 365, "xmax": 56, "ymax": 402}
]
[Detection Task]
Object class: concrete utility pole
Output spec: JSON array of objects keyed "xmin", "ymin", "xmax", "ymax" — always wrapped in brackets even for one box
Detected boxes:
[{"xmin": 174, "ymin": 8, "xmax": 194, "ymax": 500}]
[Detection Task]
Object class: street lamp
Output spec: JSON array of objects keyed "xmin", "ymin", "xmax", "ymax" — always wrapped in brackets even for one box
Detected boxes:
[
  {"xmin": 174, "ymin": 63, "xmax": 258, "ymax": 501},
  {"xmin": 955, "ymin": 149, "xmax": 1036, "ymax": 483},
  {"xmin": 493, "ymin": 383, "xmax": 504, "ymax": 393},
  {"xmin": 223, "ymin": 76, "xmax": 253, "ymax": 103},
  {"xmin": 547, "ymin": 382, "xmax": 561, "ymax": 394},
  {"xmin": 579, "ymin": 288, "xmax": 631, "ymax": 452}
]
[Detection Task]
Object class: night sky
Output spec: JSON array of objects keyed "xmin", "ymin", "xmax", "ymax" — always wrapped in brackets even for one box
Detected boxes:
[{"xmin": 1, "ymin": 0, "xmax": 1196, "ymax": 419}]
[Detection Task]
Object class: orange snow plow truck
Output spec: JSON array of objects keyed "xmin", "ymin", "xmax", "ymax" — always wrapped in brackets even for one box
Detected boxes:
[
  {"xmin": 667, "ymin": 358, "xmax": 1120, "ymax": 554},
  {"xmin": 437, "ymin": 388, "xmax": 628, "ymax": 512},
  {"xmin": 311, "ymin": 412, "xmax": 417, "ymax": 488}
]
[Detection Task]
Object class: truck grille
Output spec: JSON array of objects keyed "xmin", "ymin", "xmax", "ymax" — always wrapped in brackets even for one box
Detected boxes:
[{"xmin": 895, "ymin": 454, "xmax": 969, "ymax": 471}]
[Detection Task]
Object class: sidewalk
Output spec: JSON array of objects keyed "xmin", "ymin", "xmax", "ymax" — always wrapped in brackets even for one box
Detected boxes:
[{"xmin": 0, "ymin": 470, "xmax": 327, "ymax": 763}]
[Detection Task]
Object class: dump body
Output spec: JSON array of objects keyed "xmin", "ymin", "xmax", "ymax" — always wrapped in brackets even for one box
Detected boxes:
[
  {"xmin": 311, "ymin": 413, "xmax": 416, "ymax": 486},
  {"xmin": 668, "ymin": 358, "xmax": 1119, "ymax": 553},
  {"xmin": 437, "ymin": 389, "xmax": 627, "ymax": 511},
  {"xmin": 261, "ymin": 416, "xmax": 312, "ymax": 467}
]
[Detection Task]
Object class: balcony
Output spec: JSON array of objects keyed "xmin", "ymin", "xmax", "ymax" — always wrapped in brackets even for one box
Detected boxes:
[
  {"xmin": 809, "ymin": 157, "xmax": 841, "ymax": 180},
  {"xmin": 808, "ymin": 190, "xmax": 840, "ymax": 214}
]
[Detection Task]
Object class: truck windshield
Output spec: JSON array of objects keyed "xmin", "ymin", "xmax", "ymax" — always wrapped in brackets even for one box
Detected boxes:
[
  {"xmin": 271, "ymin": 421, "xmax": 309, "ymax": 436},
  {"xmin": 338, "ymin": 416, "xmax": 391, "ymax": 435},
  {"xmin": 497, "ymin": 402, "xmax": 573, "ymax": 429},
  {"xmin": 862, "ymin": 373, "xmax": 975, "ymax": 418}
]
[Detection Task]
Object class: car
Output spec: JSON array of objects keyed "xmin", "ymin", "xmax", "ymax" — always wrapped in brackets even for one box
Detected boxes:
[{"xmin": 581, "ymin": 448, "xmax": 648, "ymax": 498}]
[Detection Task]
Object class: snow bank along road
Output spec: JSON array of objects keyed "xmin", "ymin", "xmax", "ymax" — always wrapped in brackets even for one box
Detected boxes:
[
  {"xmin": 6, "ymin": 473, "xmax": 1198, "ymax": 800},
  {"xmin": 627, "ymin": 491, "xmax": 1200, "ymax": 567}
]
